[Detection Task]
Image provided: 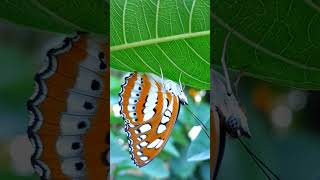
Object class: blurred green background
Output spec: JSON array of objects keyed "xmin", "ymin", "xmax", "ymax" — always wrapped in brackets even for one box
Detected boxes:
[
  {"xmin": 110, "ymin": 69, "xmax": 210, "ymax": 180},
  {"xmin": 0, "ymin": 21, "xmax": 65, "ymax": 179}
]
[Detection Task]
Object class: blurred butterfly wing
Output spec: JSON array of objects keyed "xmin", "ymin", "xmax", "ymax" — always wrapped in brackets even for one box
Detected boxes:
[
  {"xmin": 210, "ymin": 108, "xmax": 226, "ymax": 180},
  {"xmin": 27, "ymin": 33, "xmax": 109, "ymax": 179},
  {"xmin": 211, "ymin": 68, "xmax": 226, "ymax": 180},
  {"xmin": 119, "ymin": 72, "xmax": 180, "ymax": 167}
]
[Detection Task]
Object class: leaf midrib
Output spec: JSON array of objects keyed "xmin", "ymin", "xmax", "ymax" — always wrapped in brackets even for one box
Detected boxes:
[{"xmin": 110, "ymin": 30, "xmax": 210, "ymax": 52}]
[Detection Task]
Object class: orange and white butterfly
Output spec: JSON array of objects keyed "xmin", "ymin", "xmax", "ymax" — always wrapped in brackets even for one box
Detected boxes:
[
  {"xmin": 27, "ymin": 33, "xmax": 109, "ymax": 179},
  {"xmin": 118, "ymin": 72, "xmax": 188, "ymax": 167}
]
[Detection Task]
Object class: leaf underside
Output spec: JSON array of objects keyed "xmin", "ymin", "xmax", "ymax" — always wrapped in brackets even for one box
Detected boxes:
[
  {"xmin": 212, "ymin": 0, "xmax": 320, "ymax": 89},
  {"xmin": 110, "ymin": 0, "xmax": 210, "ymax": 90},
  {"xmin": 0, "ymin": 0, "xmax": 107, "ymax": 34}
]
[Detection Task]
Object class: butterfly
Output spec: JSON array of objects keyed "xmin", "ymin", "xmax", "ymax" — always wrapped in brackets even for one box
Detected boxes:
[
  {"xmin": 210, "ymin": 32, "xmax": 280, "ymax": 180},
  {"xmin": 118, "ymin": 72, "xmax": 189, "ymax": 167},
  {"xmin": 27, "ymin": 32, "xmax": 109, "ymax": 179}
]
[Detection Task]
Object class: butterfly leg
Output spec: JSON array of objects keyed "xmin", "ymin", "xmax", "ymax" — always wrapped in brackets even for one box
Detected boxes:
[
  {"xmin": 158, "ymin": 64, "xmax": 164, "ymax": 81},
  {"xmin": 234, "ymin": 70, "xmax": 244, "ymax": 98},
  {"xmin": 157, "ymin": 64, "xmax": 166, "ymax": 87},
  {"xmin": 221, "ymin": 32, "xmax": 233, "ymax": 96}
]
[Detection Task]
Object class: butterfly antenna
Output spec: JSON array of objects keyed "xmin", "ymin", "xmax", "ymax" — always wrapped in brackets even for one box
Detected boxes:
[
  {"xmin": 179, "ymin": 72, "xmax": 183, "ymax": 90},
  {"xmin": 158, "ymin": 64, "xmax": 164, "ymax": 82},
  {"xmin": 185, "ymin": 106, "xmax": 209, "ymax": 139},
  {"xmin": 221, "ymin": 32, "xmax": 233, "ymax": 96},
  {"xmin": 237, "ymin": 138, "xmax": 281, "ymax": 180}
]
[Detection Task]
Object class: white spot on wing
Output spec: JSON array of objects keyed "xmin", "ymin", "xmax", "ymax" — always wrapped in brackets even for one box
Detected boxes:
[
  {"xmin": 147, "ymin": 139, "xmax": 161, "ymax": 149},
  {"xmin": 139, "ymin": 135, "xmax": 146, "ymax": 140},
  {"xmin": 139, "ymin": 124, "xmax": 151, "ymax": 133},
  {"xmin": 129, "ymin": 112, "xmax": 137, "ymax": 119},
  {"xmin": 140, "ymin": 156, "xmax": 148, "ymax": 161},
  {"xmin": 164, "ymin": 110, "xmax": 172, "ymax": 117},
  {"xmin": 128, "ymin": 98, "xmax": 138, "ymax": 105},
  {"xmin": 157, "ymin": 124, "xmax": 166, "ymax": 134},
  {"xmin": 155, "ymin": 139, "xmax": 164, "ymax": 149},
  {"xmin": 140, "ymin": 141, "xmax": 148, "ymax": 147},
  {"xmin": 130, "ymin": 91, "xmax": 140, "ymax": 98},
  {"xmin": 127, "ymin": 105, "xmax": 136, "ymax": 112},
  {"xmin": 161, "ymin": 116, "xmax": 170, "ymax": 124},
  {"xmin": 143, "ymin": 106, "xmax": 155, "ymax": 114},
  {"xmin": 143, "ymin": 111, "xmax": 155, "ymax": 121}
]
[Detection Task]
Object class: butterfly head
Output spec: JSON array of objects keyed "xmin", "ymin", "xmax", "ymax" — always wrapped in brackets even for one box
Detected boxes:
[
  {"xmin": 178, "ymin": 90, "xmax": 188, "ymax": 105},
  {"xmin": 164, "ymin": 81, "xmax": 188, "ymax": 105},
  {"xmin": 225, "ymin": 114, "xmax": 251, "ymax": 138}
]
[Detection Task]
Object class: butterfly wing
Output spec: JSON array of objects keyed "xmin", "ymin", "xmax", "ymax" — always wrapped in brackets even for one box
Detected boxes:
[
  {"xmin": 211, "ymin": 68, "xmax": 227, "ymax": 179},
  {"xmin": 27, "ymin": 33, "xmax": 109, "ymax": 179},
  {"xmin": 119, "ymin": 72, "xmax": 181, "ymax": 167}
]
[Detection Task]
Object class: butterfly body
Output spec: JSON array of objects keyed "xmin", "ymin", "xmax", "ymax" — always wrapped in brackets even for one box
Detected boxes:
[
  {"xmin": 119, "ymin": 72, "xmax": 187, "ymax": 167},
  {"xmin": 212, "ymin": 70, "xmax": 250, "ymax": 138},
  {"xmin": 211, "ymin": 69, "xmax": 251, "ymax": 180}
]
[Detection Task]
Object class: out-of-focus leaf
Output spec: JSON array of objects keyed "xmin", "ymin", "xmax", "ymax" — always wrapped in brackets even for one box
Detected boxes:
[
  {"xmin": 171, "ymin": 148, "xmax": 196, "ymax": 179},
  {"xmin": 200, "ymin": 162, "xmax": 210, "ymax": 180},
  {"xmin": 171, "ymin": 124, "xmax": 189, "ymax": 146},
  {"xmin": 110, "ymin": 75, "xmax": 121, "ymax": 95},
  {"xmin": 187, "ymin": 130, "xmax": 210, "ymax": 161},
  {"xmin": 188, "ymin": 100, "xmax": 210, "ymax": 124},
  {"xmin": 187, "ymin": 118, "xmax": 210, "ymax": 161},
  {"xmin": 140, "ymin": 159, "xmax": 169, "ymax": 179},
  {"xmin": 110, "ymin": 132, "xmax": 128, "ymax": 164},
  {"xmin": 163, "ymin": 139, "xmax": 180, "ymax": 158},
  {"xmin": 116, "ymin": 175, "xmax": 148, "ymax": 180},
  {"xmin": 0, "ymin": 48, "xmax": 34, "ymax": 108}
]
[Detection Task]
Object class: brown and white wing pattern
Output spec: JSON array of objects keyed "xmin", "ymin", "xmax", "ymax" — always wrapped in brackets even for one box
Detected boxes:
[
  {"xmin": 119, "ymin": 72, "xmax": 181, "ymax": 167},
  {"xmin": 27, "ymin": 33, "xmax": 109, "ymax": 179}
]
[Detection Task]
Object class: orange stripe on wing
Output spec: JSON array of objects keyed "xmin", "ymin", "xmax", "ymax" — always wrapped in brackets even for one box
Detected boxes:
[
  {"xmin": 28, "ymin": 34, "xmax": 109, "ymax": 179},
  {"xmin": 135, "ymin": 91, "xmax": 181, "ymax": 167},
  {"xmin": 121, "ymin": 73, "xmax": 138, "ymax": 123},
  {"xmin": 36, "ymin": 34, "xmax": 88, "ymax": 180},
  {"xmin": 127, "ymin": 81, "xmax": 163, "ymax": 167},
  {"xmin": 136, "ymin": 74, "xmax": 151, "ymax": 123}
]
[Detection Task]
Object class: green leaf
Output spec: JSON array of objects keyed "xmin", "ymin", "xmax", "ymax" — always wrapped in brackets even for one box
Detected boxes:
[
  {"xmin": 140, "ymin": 159, "xmax": 169, "ymax": 179},
  {"xmin": 171, "ymin": 148, "xmax": 196, "ymax": 179},
  {"xmin": 110, "ymin": 132, "xmax": 128, "ymax": 164},
  {"xmin": 110, "ymin": 0, "xmax": 210, "ymax": 90},
  {"xmin": 163, "ymin": 139, "xmax": 180, "ymax": 158},
  {"xmin": 187, "ymin": 120, "xmax": 210, "ymax": 161},
  {"xmin": 116, "ymin": 175, "xmax": 148, "ymax": 180},
  {"xmin": 199, "ymin": 162, "xmax": 210, "ymax": 180},
  {"xmin": 0, "ymin": 0, "xmax": 107, "ymax": 34},
  {"xmin": 213, "ymin": 0, "xmax": 320, "ymax": 89}
]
